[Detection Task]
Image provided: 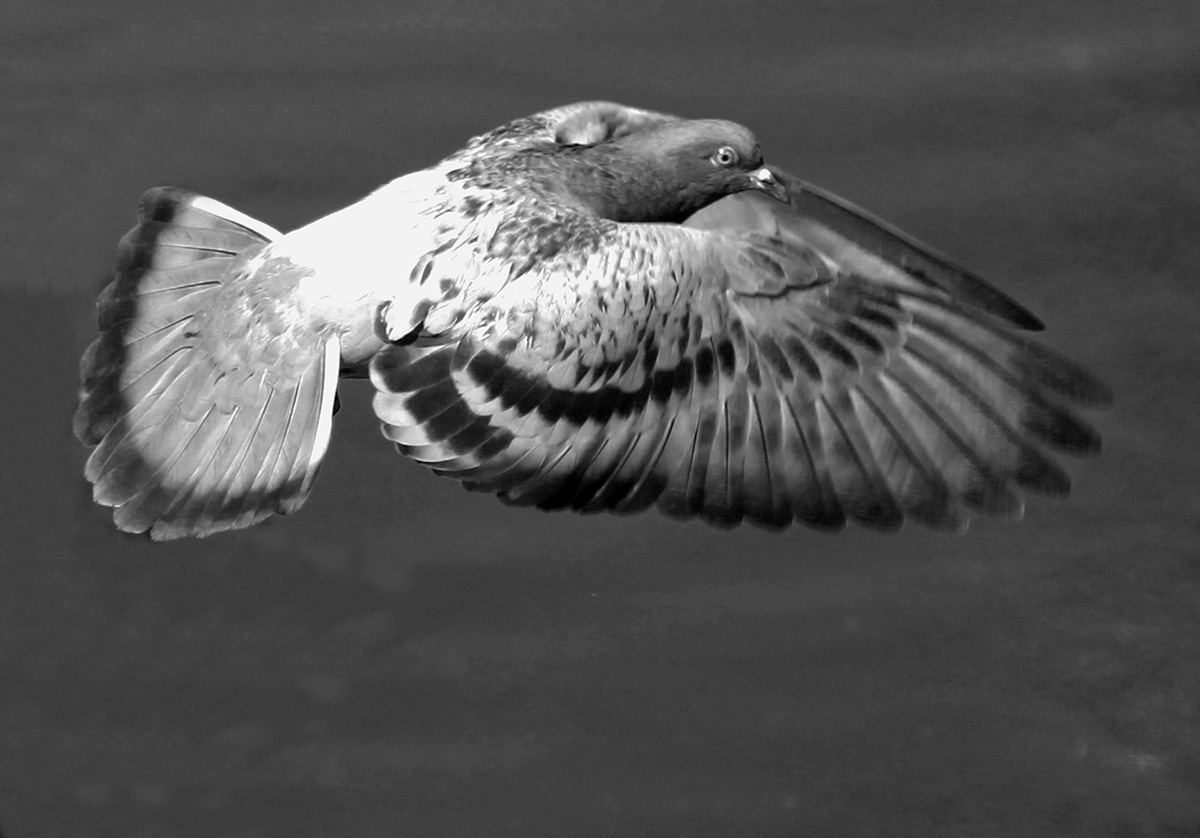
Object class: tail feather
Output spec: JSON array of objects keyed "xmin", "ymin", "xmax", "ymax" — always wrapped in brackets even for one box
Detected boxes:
[{"xmin": 76, "ymin": 187, "xmax": 339, "ymax": 539}]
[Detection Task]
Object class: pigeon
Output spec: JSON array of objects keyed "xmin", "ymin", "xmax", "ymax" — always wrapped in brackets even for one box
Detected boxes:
[{"xmin": 74, "ymin": 101, "xmax": 1110, "ymax": 540}]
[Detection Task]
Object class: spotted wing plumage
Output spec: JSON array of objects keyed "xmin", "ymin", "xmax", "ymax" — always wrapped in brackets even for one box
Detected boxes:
[{"xmin": 369, "ymin": 181, "xmax": 1109, "ymax": 531}]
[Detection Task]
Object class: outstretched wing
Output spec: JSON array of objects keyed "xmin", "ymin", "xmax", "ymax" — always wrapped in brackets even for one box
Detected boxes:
[{"xmin": 368, "ymin": 179, "xmax": 1109, "ymax": 532}]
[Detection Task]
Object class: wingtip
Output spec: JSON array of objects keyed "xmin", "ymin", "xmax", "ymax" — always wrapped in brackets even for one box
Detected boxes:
[{"xmin": 1008, "ymin": 307, "xmax": 1046, "ymax": 333}]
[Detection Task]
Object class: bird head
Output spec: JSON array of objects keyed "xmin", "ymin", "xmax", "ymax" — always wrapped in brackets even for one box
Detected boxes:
[{"xmin": 600, "ymin": 119, "xmax": 789, "ymax": 222}]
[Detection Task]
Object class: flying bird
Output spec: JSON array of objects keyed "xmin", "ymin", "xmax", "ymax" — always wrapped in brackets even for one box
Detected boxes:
[{"xmin": 74, "ymin": 101, "xmax": 1110, "ymax": 540}]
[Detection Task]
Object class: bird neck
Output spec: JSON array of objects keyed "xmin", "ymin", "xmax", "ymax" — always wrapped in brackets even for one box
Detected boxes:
[{"xmin": 551, "ymin": 144, "xmax": 712, "ymax": 225}]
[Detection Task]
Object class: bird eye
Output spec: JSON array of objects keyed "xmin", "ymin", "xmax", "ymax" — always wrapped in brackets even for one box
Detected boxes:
[{"xmin": 712, "ymin": 146, "xmax": 739, "ymax": 167}]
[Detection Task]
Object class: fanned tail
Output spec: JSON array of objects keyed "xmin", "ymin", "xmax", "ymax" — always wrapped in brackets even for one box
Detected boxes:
[{"xmin": 75, "ymin": 188, "xmax": 340, "ymax": 539}]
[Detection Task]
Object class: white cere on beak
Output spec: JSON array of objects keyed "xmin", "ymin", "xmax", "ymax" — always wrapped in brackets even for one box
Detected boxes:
[
  {"xmin": 753, "ymin": 168, "xmax": 777, "ymax": 186},
  {"xmin": 749, "ymin": 167, "xmax": 789, "ymax": 203}
]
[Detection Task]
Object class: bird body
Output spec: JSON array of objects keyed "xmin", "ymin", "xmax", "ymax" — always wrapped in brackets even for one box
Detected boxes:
[{"xmin": 75, "ymin": 101, "xmax": 1109, "ymax": 540}]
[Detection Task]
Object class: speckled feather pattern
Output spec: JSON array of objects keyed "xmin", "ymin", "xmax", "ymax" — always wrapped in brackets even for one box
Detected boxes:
[
  {"xmin": 75, "ymin": 101, "xmax": 1109, "ymax": 538},
  {"xmin": 368, "ymin": 104, "xmax": 1108, "ymax": 531}
]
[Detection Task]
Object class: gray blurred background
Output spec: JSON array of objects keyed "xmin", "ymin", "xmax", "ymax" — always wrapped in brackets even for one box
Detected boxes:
[{"xmin": 3, "ymin": 1, "xmax": 1199, "ymax": 836}]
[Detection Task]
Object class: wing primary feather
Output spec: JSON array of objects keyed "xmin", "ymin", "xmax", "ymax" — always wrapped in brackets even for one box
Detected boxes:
[
  {"xmin": 903, "ymin": 344, "xmax": 1072, "ymax": 496},
  {"xmin": 880, "ymin": 366, "xmax": 1022, "ymax": 518},
  {"xmin": 851, "ymin": 383, "xmax": 962, "ymax": 530},
  {"xmin": 781, "ymin": 395, "xmax": 846, "ymax": 530},
  {"xmin": 908, "ymin": 317, "xmax": 1102, "ymax": 453},
  {"xmin": 742, "ymin": 392, "xmax": 790, "ymax": 528},
  {"xmin": 818, "ymin": 394, "xmax": 903, "ymax": 529},
  {"xmin": 904, "ymin": 297, "xmax": 1110, "ymax": 404}
]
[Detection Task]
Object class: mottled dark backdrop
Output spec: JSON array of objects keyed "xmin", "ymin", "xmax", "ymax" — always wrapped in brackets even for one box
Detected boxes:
[{"xmin": 3, "ymin": 1, "xmax": 1198, "ymax": 836}]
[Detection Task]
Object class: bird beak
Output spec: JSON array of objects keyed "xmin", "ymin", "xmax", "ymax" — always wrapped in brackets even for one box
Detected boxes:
[{"xmin": 748, "ymin": 167, "xmax": 789, "ymax": 204}]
